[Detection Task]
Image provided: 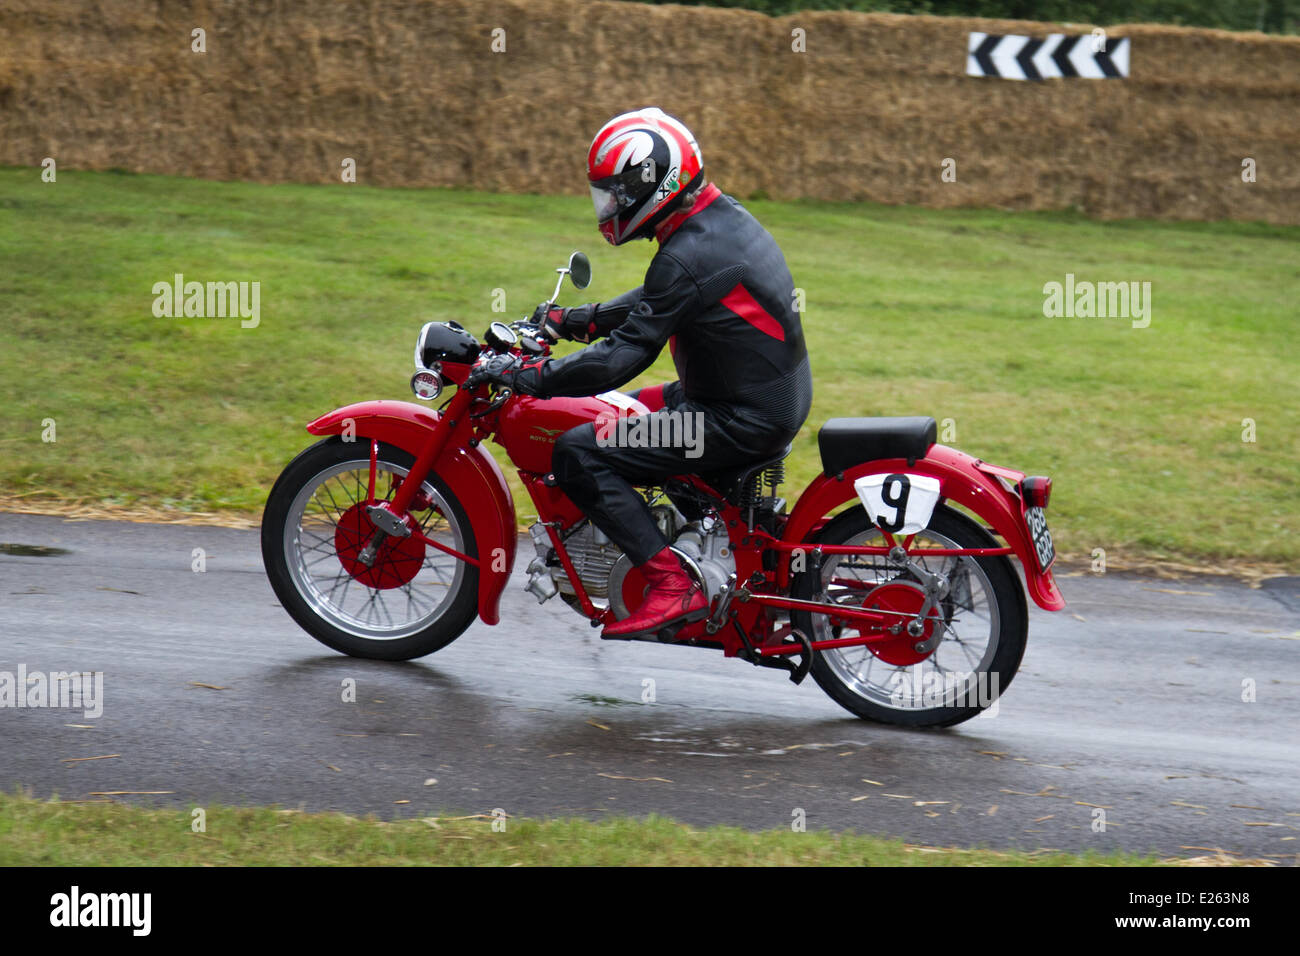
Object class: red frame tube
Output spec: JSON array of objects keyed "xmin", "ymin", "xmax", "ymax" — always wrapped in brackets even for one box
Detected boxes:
[{"xmin": 388, "ymin": 387, "xmax": 474, "ymax": 516}]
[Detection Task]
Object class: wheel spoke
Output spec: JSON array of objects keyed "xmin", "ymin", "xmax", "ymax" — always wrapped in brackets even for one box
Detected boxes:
[
  {"xmin": 809, "ymin": 520, "xmax": 1004, "ymax": 715},
  {"xmin": 303, "ymin": 550, "xmax": 342, "ymax": 569},
  {"xmin": 324, "ymin": 568, "xmax": 350, "ymax": 601}
]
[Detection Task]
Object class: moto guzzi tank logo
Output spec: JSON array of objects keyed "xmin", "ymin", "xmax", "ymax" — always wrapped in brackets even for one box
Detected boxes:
[{"xmin": 531, "ymin": 426, "xmax": 564, "ymax": 443}]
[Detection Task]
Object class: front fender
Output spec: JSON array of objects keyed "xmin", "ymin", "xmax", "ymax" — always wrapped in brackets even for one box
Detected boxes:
[
  {"xmin": 306, "ymin": 400, "xmax": 517, "ymax": 626},
  {"xmin": 780, "ymin": 444, "xmax": 1064, "ymax": 611}
]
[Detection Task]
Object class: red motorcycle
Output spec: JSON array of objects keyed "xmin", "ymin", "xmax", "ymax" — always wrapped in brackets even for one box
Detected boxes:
[{"xmin": 262, "ymin": 253, "xmax": 1064, "ymax": 727}]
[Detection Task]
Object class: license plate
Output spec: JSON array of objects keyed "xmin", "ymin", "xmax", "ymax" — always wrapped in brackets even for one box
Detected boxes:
[{"xmin": 1025, "ymin": 506, "xmax": 1055, "ymax": 571}]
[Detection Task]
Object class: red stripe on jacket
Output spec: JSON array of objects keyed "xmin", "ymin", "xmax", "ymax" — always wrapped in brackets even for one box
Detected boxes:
[{"xmin": 719, "ymin": 283, "xmax": 785, "ymax": 342}]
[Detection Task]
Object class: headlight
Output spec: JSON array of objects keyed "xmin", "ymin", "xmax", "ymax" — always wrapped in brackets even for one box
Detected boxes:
[
  {"xmin": 410, "ymin": 369, "xmax": 443, "ymax": 401},
  {"xmin": 414, "ymin": 319, "xmax": 480, "ymax": 367}
]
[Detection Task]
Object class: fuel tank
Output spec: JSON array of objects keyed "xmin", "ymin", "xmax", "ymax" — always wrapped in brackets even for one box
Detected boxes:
[{"xmin": 497, "ymin": 391, "xmax": 649, "ymax": 474}]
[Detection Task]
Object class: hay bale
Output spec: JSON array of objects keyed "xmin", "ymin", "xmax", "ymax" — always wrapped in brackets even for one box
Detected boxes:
[{"xmin": 0, "ymin": 0, "xmax": 1295, "ymax": 223}]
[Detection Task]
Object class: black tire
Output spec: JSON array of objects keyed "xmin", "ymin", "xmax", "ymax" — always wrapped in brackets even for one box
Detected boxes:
[
  {"xmin": 792, "ymin": 504, "xmax": 1027, "ymax": 728},
  {"xmin": 261, "ymin": 437, "xmax": 480, "ymax": 660}
]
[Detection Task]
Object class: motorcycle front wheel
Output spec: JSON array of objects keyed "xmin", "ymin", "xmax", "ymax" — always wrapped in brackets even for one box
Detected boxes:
[
  {"xmin": 261, "ymin": 437, "xmax": 480, "ymax": 660},
  {"xmin": 791, "ymin": 504, "xmax": 1027, "ymax": 728}
]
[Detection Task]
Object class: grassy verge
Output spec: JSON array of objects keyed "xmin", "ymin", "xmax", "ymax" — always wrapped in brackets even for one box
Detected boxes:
[
  {"xmin": 1, "ymin": 168, "xmax": 1296, "ymax": 567},
  {"xmin": 0, "ymin": 793, "xmax": 1179, "ymax": 866}
]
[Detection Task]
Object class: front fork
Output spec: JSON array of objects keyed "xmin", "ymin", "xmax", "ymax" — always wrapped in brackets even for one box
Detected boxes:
[{"xmin": 354, "ymin": 386, "xmax": 482, "ymax": 570}]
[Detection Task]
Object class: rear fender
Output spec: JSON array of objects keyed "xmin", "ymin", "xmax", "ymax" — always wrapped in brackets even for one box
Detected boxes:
[
  {"xmin": 779, "ymin": 444, "xmax": 1064, "ymax": 611},
  {"xmin": 306, "ymin": 400, "xmax": 517, "ymax": 625}
]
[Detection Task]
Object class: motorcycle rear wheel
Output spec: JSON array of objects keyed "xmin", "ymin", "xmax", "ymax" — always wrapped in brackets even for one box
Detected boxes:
[
  {"xmin": 791, "ymin": 504, "xmax": 1027, "ymax": 727},
  {"xmin": 261, "ymin": 437, "xmax": 480, "ymax": 660}
]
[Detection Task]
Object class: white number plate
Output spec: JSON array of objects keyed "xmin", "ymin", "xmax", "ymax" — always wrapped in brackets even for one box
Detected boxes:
[
  {"xmin": 1025, "ymin": 506, "xmax": 1055, "ymax": 571},
  {"xmin": 853, "ymin": 473, "xmax": 942, "ymax": 535}
]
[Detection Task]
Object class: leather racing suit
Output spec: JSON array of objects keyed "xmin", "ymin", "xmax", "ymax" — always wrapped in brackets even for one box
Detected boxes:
[{"xmin": 529, "ymin": 184, "xmax": 813, "ymax": 565}]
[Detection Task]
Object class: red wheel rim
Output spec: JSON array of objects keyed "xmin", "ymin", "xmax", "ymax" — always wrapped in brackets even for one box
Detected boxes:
[{"xmin": 333, "ymin": 502, "xmax": 426, "ymax": 590}]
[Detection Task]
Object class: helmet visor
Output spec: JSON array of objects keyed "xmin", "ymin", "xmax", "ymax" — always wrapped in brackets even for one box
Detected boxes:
[
  {"xmin": 589, "ymin": 183, "xmax": 622, "ymax": 224},
  {"xmin": 589, "ymin": 165, "xmax": 656, "ymax": 224}
]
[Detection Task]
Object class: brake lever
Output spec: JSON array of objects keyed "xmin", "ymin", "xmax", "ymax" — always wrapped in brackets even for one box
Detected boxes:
[{"xmin": 470, "ymin": 387, "xmax": 513, "ymax": 418}]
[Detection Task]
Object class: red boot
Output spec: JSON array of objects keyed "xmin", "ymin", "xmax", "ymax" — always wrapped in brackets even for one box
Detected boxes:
[{"xmin": 603, "ymin": 548, "xmax": 709, "ymax": 640}]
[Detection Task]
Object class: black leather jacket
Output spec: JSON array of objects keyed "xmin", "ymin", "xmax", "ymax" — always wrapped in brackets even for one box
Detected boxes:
[{"xmin": 534, "ymin": 186, "xmax": 813, "ymax": 437}]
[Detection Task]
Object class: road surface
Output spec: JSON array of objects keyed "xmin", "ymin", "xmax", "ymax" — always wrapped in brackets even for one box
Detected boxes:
[{"xmin": 2, "ymin": 512, "xmax": 1297, "ymax": 859}]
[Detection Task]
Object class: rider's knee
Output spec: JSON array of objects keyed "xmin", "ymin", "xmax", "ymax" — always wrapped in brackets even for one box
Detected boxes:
[{"xmin": 552, "ymin": 425, "xmax": 598, "ymax": 488}]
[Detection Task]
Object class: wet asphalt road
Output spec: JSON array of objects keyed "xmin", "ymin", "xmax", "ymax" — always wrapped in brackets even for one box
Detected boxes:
[{"xmin": 1, "ymin": 512, "xmax": 1298, "ymax": 860}]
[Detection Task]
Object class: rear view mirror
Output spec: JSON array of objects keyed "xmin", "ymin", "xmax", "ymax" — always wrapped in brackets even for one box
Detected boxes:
[{"xmin": 567, "ymin": 252, "xmax": 591, "ymax": 290}]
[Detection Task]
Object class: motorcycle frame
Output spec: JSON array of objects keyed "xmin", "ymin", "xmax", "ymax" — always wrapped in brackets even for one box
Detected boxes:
[
  {"xmin": 304, "ymin": 376, "xmax": 1063, "ymax": 656},
  {"xmin": 521, "ymin": 471, "xmax": 1033, "ymax": 660}
]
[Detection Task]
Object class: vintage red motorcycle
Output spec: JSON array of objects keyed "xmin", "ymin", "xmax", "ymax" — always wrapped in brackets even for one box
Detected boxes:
[{"xmin": 262, "ymin": 253, "xmax": 1064, "ymax": 727}]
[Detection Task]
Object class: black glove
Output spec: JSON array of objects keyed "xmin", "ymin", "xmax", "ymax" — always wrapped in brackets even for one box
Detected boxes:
[
  {"xmin": 466, "ymin": 352, "xmax": 519, "ymax": 389},
  {"xmin": 531, "ymin": 302, "xmax": 597, "ymax": 344},
  {"xmin": 466, "ymin": 352, "xmax": 546, "ymax": 396}
]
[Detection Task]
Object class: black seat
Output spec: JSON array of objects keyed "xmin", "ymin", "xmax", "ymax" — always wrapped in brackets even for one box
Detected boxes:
[
  {"xmin": 817, "ymin": 417, "xmax": 936, "ymax": 476},
  {"xmin": 700, "ymin": 445, "xmax": 792, "ymax": 504}
]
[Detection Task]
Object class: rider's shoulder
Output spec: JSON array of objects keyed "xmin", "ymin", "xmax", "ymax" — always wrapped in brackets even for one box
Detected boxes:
[{"xmin": 644, "ymin": 246, "xmax": 698, "ymax": 290}]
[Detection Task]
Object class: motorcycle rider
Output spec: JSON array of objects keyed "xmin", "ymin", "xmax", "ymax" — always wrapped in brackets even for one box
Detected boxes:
[{"xmin": 471, "ymin": 108, "xmax": 812, "ymax": 640}]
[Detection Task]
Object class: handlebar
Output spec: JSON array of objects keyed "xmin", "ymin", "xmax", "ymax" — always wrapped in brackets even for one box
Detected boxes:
[{"xmin": 509, "ymin": 321, "xmax": 552, "ymax": 355}]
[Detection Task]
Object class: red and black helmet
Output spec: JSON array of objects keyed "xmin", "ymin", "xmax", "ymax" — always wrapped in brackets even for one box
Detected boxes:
[{"xmin": 587, "ymin": 108, "xmax": 704, "ymax": 245}]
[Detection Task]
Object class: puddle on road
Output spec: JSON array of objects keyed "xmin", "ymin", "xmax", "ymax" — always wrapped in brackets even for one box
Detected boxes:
[
  {"xmin": 1259, "ymin": 576, "xmax": 1300, "ymax": 615},
  {"xmin": 0, "ymin": 543, "xmax": 71, "ymax": 557}
]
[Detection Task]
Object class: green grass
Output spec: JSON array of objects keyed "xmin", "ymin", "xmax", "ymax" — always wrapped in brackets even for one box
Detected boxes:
[
  {"xmin": 0, "ymin": 793, "xmax": 1168, "ymax": 866},
  {"xmin": 1, "ymin": 168, "xmax": 1296, "ymax": 567}
]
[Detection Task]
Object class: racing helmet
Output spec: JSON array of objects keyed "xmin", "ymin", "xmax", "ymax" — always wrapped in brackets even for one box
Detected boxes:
[{"xmin": 586, "ymin": 108, "xmax": 704, "ymax": 245}]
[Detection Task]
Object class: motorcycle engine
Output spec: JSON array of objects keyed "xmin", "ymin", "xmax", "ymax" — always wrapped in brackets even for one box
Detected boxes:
[
  {"xmin": 661, "ymin": 517, "xmax": 734, "ymax": 604},
  {"xmin": 607, "ymin": 515, "xmax": 734, "ymax": 618},
  {"xmin": 523, "ymin": 520, "xmax": 616, "ymax": 606},
  {"xmin": 524, "ymin": 506, "xmax": 736, "ymax": 613}
]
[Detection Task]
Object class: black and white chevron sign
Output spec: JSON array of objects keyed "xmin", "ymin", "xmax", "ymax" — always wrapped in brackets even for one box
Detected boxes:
[{"xmin": 966, "ymin": 32, "xmax": 1130, "ymax": 80}]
